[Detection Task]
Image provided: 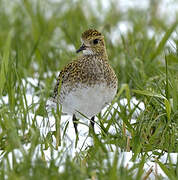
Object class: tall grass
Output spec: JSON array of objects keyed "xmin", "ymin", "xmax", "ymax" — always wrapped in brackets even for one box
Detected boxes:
[{"xmin": 0, "ymin": 0, "xmax": 178, "ymax": 179}]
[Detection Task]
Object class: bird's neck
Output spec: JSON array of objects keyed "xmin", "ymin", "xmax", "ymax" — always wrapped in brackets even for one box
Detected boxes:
[{"xmin": 83, "ymin": 51, "xmax": 108, "ymax": 61}]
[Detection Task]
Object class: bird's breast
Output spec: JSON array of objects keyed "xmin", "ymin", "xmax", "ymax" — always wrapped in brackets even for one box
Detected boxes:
[{"xmin": 60, "ymin": 83, "xmax": 117, "ymax": 118}]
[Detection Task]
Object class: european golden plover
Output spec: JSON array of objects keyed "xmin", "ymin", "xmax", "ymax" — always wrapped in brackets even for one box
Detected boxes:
[{"xmin": 52, "ymin": 29, "xmax": 118, "ymax": 135}]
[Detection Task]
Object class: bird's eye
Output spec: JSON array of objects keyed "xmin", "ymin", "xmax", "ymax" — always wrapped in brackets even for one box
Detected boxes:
[{"xmin": 93, "ymin": 39, "xmax": 99, "ymax": 45}]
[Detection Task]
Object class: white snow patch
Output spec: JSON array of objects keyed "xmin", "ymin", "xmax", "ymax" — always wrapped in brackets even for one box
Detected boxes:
[{"xmin": 0, "ymin": 75, "xmax": 177, "ymax": 179}]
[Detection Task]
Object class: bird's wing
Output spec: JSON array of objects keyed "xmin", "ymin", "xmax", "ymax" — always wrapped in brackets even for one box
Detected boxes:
[{"xmin": 52, "ymin": 60, "xmax": 78, "ymax": 99}]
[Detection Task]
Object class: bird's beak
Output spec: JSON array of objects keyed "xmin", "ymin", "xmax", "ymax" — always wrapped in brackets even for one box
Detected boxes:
[{"xmin": 76, "ymin": 43, "xmax": 87, "ymax": 53}]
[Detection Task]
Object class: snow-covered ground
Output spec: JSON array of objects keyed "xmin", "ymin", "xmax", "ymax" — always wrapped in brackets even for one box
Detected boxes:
[{"xmin": 0, "ymin": 77, "xmax": 177, "ymax": 179}]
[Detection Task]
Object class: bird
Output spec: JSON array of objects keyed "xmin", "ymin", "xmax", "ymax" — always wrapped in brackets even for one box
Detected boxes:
[{"xmin": 51, "ymin": 29, "xmax": 118, "ymax": 135}]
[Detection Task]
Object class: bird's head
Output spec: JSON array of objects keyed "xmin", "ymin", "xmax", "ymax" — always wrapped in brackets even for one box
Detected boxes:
[{"xmin": 76, "ymin": 29, "xmax": 106, "ymax": 56}]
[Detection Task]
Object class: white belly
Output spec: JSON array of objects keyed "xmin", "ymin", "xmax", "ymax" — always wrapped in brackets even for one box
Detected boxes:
[{"xmin": 61, "ymin": 84, "xmax": 117, "ymax": 118}]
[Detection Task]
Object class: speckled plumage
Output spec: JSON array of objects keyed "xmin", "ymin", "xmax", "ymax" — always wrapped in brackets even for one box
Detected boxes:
[
  {"xmin": 52, "ymin": 29, "xmax": 118, "ymax": 134},
  {"xmin": 53, "ymin": 54, "xmax": 117, "ymax": 103}
]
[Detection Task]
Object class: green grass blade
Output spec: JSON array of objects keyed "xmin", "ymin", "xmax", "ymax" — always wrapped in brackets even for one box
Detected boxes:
[
  {"xmin": 132, "ymin": 89, "xmax": 166, "ymax": 99},
  {"xmin": 133, "ymin": 89, "xmax": 171, "ymax": 121},
  {"xmin": 0, "ymin": 31, "xmax": 12, "ymax": 96},
  {"xmin": 150, "ymin": 20, "xmax": 178, "ymax": 61},
  {"xmin": 156, "ymin": 160, "xmax": 176, "ymax": 180}
]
